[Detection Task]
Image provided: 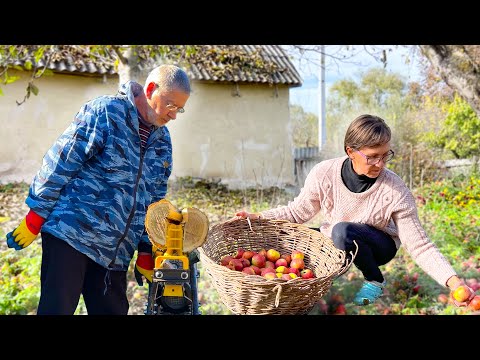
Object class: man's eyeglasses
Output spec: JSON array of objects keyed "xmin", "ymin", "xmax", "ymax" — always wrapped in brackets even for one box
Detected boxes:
[
  {"xmin": 154, "ymin": 83, "xmax": 185, "ymax": 114},
  {"xmin": 356, "ymin": 149, "xmax": 395, "ymax": 165},
  {"xmin": 166, "ymin": 102, "xmax": 185, "ymax": 114}
]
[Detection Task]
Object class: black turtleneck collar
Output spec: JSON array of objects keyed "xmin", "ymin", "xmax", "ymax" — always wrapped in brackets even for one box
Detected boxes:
[{"xmin": 341, "ymin": 158, "xmax": 377, "ymax": 193}]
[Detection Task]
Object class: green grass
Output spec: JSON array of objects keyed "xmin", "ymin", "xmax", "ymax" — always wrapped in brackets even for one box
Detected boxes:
[{"xmin": 1, "ymin": 175, "xmax": 479, "ymax": 315}]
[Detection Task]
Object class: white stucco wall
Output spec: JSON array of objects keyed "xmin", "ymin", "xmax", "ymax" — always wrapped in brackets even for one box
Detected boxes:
[
  {"xmin": 167, "ymin": 82, "xmax": 294, "ymax": 188},
  {"xmin": 0, "ymin": 71, "xmax": 294, "ymax": 189}
]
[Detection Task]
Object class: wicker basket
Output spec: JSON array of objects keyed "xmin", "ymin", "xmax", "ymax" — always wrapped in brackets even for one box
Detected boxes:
[{"xmin": 198, "ymin": 218, "xmax": 353, "ymax": 315}]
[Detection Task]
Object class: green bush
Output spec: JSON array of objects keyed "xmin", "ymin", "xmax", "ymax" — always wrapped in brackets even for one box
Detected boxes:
[{"xmin": 0, "ymin": 245, "xmax": 41, "ymax": 314}]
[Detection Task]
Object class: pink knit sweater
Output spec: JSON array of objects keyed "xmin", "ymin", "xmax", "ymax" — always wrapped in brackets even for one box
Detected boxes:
[{"xmin": 261, "ymin": 156, "xmax": 456, "ymax": 287}]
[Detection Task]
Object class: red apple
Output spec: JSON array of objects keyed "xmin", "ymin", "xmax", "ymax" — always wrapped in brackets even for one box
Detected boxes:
[
  {"xmin": 250, "ymin": 265, "xmax": 261, "ymax": 275},
  {"xmin": 266, "ymin": 249, "xmax": 281, "ymax": 262},
  {"xmin": 260, "ymin": 267, "xmax": 275, "ymax": 276},
  {"xmin": 242, "ymin": 250, "xmax": 255, "ymax": 260},
  {"xmin": 228, "ymin": 258, "xmax": 244, "ymax": 271},
  {"xmin": 240, "ymin": 258, "xmax": 250, "ymax": 268},
  {"xmin": 263, "ymin": 272, "xmax": 276, "ymax": 280},
  {"xmin": 251, "ymin": 254, "xmax": 266, "ymax": 268},
  {"xmin": 258, "ymin": 249, "xmax": 267, "ymax": 257},
  {"xmin": 437, "ymin": 293, "xmax": 449, "ymax": 304},
  {"xmin": 275, "ymin": 265, "xmax": 289, "ymax": 274},
  {"xmin": 288, "ymin": 267, "xmax": 300, "ymax": 276},
  {"xmin": 300, "ymin": 268, "xmax": 314, "ymax": 279},
  {"xmin": 290, "ymin": 258, "xmax": 305, "ymax": 270},
  {"xmin": 280, "ymin": 254, "xmax": 292, "ymax": 265},
  {"xmin": 220, "ymin": 255, "xmax": 234, "ymax": 266},
  {"xmin": 468, "ymin": 295, "xmax": 480, "ymax": 311},
  {"xmin": 264, "ymin": 261, "xmax": 275, "ymax": 269},
  {"xmin": 225, "ymin": 264, "xmax": 236, "ymax": 271},
  {"xmin": 281, "ymin": 274, "xmax": 292, "ymax": 281},
  {"xmin": 453, "ymin": 285, "xmax": 472, "ymax": 302},
  {"xmin": 275, "ymin": 258, "xmax": 288, "ymax": 268},
  {"xmin": 333, "ymin": 304, "xmax": 346, "ymax": 315},
  {"xmin": 233, "ymin": 248, "xmax": 245, "ymax": 259},
  {"xmin": 291, "ymin": 250, "xmax": 304, "ymax": 260},
  {"xmin": 242, "ymin": 266, "xmax": 256, "ymax": 275}
]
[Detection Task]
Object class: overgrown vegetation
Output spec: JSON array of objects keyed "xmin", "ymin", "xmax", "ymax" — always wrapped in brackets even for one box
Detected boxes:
[{"xmin": 1, "ymin": 174, "xmax": 479, "ymax": 315}]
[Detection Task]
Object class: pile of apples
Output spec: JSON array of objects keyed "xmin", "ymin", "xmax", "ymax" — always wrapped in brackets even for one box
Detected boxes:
[{"xmin": 219, "ymin": 247, "xmax": 316, "ymax": 280}]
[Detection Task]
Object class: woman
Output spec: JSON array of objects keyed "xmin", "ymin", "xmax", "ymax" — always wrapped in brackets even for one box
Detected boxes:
[{"xmin": 236, "ymin": 114, "xmax": 476, "ymax": 306}]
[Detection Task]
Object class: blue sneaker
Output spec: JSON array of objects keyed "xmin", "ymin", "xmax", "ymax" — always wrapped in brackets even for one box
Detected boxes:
[{"xmin": 353, "ymin": 281, "xmax": 385, "ymax": 306}]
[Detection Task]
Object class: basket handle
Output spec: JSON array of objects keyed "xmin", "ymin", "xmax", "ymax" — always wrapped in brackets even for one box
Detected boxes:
[
  {"xmin": 335, "ymin": 239, "xmax": 359, "ymax": 278},
  {"xmin": 272, "ymin": 284, "xmax": 283, "ymax": 307}
]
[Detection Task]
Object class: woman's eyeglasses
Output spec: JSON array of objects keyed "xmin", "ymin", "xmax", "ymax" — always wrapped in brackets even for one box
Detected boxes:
[{"xmin": 356, "ymin": 149, "xmax": 395, "ymax": 165}]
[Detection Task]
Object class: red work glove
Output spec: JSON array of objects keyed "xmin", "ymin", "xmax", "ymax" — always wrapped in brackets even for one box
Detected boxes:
[
  {"xmin": 6, "ymin": 209, "xmax": 45, "ymax": 251},
  {"xmin": 134, "ymin": 251, "xmax": 154, "ymax": 286}
]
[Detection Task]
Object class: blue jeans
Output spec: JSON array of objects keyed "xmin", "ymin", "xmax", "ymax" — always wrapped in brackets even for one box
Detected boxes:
[{"xmin": 330, "ymin": 222, "xmax": 397, "ymax": 283}]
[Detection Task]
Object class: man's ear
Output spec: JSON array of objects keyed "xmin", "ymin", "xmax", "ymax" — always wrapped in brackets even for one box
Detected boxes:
[{"xmin": 145, "ymin": 82, "xmax": 156, "ymax": 99}]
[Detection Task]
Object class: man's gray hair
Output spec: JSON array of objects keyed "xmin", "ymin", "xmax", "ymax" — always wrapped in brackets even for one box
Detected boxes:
[{"xmin": 145, "ymin": 64, "xmax": 191, "ymax": 94}]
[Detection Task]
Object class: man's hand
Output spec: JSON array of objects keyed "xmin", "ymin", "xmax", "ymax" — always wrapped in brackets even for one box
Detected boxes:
[
  {"xmin": 134, "ymin": 252, "xmax": 154, "ymax": 286},
  {"xmin": 6, "ymin": 210, "xmax": 44, "ymax": 251}
]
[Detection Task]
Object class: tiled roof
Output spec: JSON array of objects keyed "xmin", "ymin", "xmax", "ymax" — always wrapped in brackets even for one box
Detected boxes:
[
  {"xmin": 11, "ymin": 45, "xmax": 302, "ymax": 87},
  {"xmin": 185, "ymin": 45, "xmax": 302, "ymax": 87}
]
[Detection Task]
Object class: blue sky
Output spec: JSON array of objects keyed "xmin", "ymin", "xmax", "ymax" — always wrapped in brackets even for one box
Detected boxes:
[{"xmin": 289, "ymin": 45, "xmax": 423, "ymax": 115}]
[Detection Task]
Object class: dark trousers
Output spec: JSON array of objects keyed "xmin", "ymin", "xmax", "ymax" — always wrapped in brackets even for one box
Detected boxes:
[
  {"xmin": 37, "ymin": 232, "xmax": 129, "ymax": 315},
  {"xmin": 330, "ymin": 222, "xmax": 397, "ymax": 283}
]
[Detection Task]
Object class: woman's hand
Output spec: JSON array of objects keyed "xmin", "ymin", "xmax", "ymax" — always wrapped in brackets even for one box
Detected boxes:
[
  {"xmin": 235, "ymin": 211, "xmax": 263, "ymax": 219},
  {"xmin": 447, "ymin": 276, "xmax": 476, "ymax": 307}
]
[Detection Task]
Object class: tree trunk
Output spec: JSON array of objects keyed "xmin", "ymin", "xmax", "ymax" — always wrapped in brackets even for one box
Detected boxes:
[
  {"xmin": 116, "ymin": 47, "xmax": 144, "ymax": 88},
  {"xmin": 419, "ymin": 45, "xmax": 480, "ymax": 118}
]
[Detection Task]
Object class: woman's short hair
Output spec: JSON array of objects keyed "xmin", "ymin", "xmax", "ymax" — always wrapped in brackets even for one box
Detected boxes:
[{"xmin": 344, "ymin": 114, "xmax": 391, "ymax": 153}]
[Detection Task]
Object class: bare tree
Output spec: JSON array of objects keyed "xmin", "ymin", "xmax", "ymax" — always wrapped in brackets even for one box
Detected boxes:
[{"xmin": 419, "ymin": 45, "xmax": 480, "ymax": 118}]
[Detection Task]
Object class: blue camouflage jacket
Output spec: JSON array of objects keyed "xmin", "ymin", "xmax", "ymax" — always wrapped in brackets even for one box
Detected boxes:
[{"xmin": 25, "ymin": 81, "xmax": 172, "ymax": 271}]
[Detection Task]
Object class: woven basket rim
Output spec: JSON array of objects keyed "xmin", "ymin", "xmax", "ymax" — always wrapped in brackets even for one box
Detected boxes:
[{"xmin": 199, "ymin": 218, "xmax": 355, "ymax": 314}]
